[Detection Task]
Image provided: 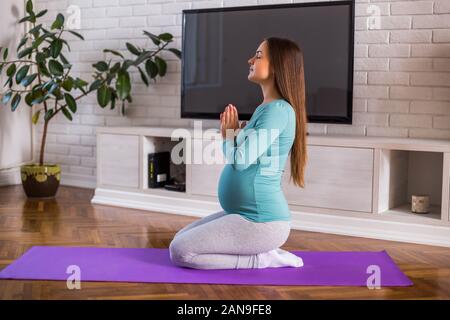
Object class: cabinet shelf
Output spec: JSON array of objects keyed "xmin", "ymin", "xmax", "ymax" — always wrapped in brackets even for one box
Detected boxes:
[
  {"xmin": 94, "ymin": 126, "xmax": 450, "ymax": 247},
  {"xmin": 375, "ymin": 149, "xmax": 446, "ymax": 221},
  {"xmin": 380, "ymin": 203, "xmax": 442, "ymax": 222}
]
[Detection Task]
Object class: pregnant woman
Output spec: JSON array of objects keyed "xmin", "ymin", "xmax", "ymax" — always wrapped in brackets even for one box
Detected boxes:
[{"xmin": 169, "ymin": 37, "xmax": 308, "ymax": 269}]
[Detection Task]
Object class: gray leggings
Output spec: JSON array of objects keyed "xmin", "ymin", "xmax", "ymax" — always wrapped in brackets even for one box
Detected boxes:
[{"xmin": 168, "ymin": 210, "xmax": 292, "ymax": 270}]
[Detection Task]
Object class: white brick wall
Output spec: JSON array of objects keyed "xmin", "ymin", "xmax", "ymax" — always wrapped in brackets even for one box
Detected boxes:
[{"xmin": 32, "ymin": 0, "xmax": 450, "ymax": 188}]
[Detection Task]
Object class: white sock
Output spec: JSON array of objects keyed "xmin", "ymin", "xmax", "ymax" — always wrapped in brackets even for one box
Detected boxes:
[{"xmin": 257, "ymin": 248, "xmax": 304, "ymax": 269}]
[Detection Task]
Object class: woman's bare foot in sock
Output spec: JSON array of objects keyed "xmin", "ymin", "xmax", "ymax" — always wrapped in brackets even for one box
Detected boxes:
[{"xmin": 257, "ymin": 248, "xmax": 304, "ymax": 268}]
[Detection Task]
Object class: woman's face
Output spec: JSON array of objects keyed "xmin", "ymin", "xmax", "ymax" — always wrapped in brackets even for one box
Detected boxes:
[{"xmin": 248, "ymin": 41, "xmax": 272, "ymax": 84}]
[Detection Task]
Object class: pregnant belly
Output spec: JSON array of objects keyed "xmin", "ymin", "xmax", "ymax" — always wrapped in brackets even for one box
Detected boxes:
[{"xmin": 217, "ymin": 164, "xmax": 257, "ymax": 213}]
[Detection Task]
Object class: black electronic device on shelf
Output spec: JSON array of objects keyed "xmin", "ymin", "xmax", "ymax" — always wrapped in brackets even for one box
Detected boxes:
[{"xmin": 148, "ymin": 151, "xmax": 170, "ymax": 188}]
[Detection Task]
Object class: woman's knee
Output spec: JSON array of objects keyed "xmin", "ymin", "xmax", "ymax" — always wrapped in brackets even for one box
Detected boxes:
[
  {"xmin": 262, "ymin": 221, "xmax": 292, "ymax": 250},
  {"xmin": 169, "ymin": 238, "xmax": 195, "ymax": 266}
]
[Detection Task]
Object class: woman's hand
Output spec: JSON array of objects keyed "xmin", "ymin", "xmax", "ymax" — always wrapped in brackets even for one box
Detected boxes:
[{"xmin": 220, "ymin": 104, "xmax": 239, "ymax": 140}]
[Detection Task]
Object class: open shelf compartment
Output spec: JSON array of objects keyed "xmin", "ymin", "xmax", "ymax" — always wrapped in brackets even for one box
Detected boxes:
[
  {"xmin": 376, "ymin": 149, "xmax": 444, "ymax": 221},
  {"xmin": 141, "ymin": 136, "xmax": 186, "ymax": 194}
]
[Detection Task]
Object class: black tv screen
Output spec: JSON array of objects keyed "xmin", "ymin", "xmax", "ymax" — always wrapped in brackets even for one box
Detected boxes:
[{"xmin": 180, "ymin": 0, "xmax": 355, "ymax": 124}]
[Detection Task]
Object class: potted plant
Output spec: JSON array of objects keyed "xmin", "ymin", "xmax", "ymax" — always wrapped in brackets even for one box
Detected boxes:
[{"xmin": 0, "ymin": 0, "xmax": 181, "ymax": 198}]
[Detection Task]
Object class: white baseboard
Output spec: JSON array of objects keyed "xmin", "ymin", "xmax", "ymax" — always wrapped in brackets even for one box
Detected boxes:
[
  {"xmin": 92, "ymin": 188, "xmax": 450, "ymax": 248},
  {"xmin": 0, "ymin": 167, "xmax": 21, "ymax": 186},
  {"xmin": 61, "ymin": 173, "xmax": 96, "ymax": 189}
]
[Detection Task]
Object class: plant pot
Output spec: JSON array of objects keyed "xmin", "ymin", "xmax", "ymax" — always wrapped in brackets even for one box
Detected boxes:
[{"xmin": 20, "ymin": 164, "xmax": 61, "ymax": 198}]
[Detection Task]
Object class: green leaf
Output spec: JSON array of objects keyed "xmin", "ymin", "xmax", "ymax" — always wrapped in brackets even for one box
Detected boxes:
[
  {"xmin": 110, "ymin": 62, "xmax": 121, "ymax": 74},
  {"xmin": 62, "ymin": 77, "xmax": 74, "ymax": 91},
  {"xmin": 25, "ymin": 92, "xmax": 34, "ymax": 106},
  {"xmin": 32, "ymin": 95, "xmax": 46, "ymax": 106},
  {"xmin": 26, "ymin": 0, "xmax": 33, "ymax": 15},
  {"xmin": 6, "ymin": 63, "xmax": 16, "ymax": 77},
  {"xmin": 103, "ymin": 49, "xmax": 124, "ymax": 59},
  {"xmin": 64, "ymin": 93, "xmax": 77, "ymax": 113},
  {"xmin": 97, "ymin": 85, "xmax": 111, "ymax": 108},
  {"xmin": 29, "ymin": 14, "xmax": 36, "ymax": 24},
  {"xmin": 75, "ymin": 77, "xmax": 88, "ymax": 87},
  {"xmin": 116, "ymin": 71, "xmax": 131, "ymax": 100},
  {"xmin": 133, "ymin": 50, "xmax": 153, "ymax": 66},
  {"xmin": 35, "ymin": 52, "xmax": 46, "ymax": 64},
  {"xmin": 4, "ymin": 77, "xmax": 13, "ymax": 88},
  {"xmin": 17, "ymin": 36, "xmax": 28, "ymax": 52},
  {"xmin": 1, "ymin": 91, "xmax": 12, "ymax": 105},
  {"xmin": 11, "ymin": 93, "xmax": 21, "ymax": 111},
  {"xmin": 17, "ymin": 47, "xmax": 33, "ymax": 59},
  {"xmin": 89, "ymin": 79, "xmax": 102, "ymax": 91},
  {"xmin": 51, "ymin": 13, "xmax": 65, "ymax": 30},
  {"xmin": 154, "ymin": 56, "xmax": 167, "ymax": 77},
  {"xmin": 126, "ymin": 42, "xmax": 140, "ymax": 56},
  {"xmin": 46, "ymin": 83, "xmax": 59, "ymax": 99},
  {"xmin": 68, "ymin": 30, "xmax": 84, "ymax": 40},
  {"xmin": 41, "ymin": 80, "xmax": 54, "ymax": 91},
  {"xmin": 60, "ymin": 39, "xmax": 71, "ymax": 52},
  {"xmin": 15, "ymin": 65, "xmax": 30, "ymax": 84},
  {"xmin": 21, "ymin": 73, "xmax": 38, "ymax": 86},
  {"xmin": 167, "ymin": 48, "xmax": 181, "ymax": 59},
  {"xmin": 35, "ymin": 9, "xmax": 48, "ymax": 18},
  {"xmin": 51, "ymin": 87, "xmax": 63, "ymax": 100},
  {"xmin": 158, "ymin": 33, "xmax": 173, "ymax": 42},
  {"xmin": 33, "ymin": 34, "xmax": 48, "ymax": 49},
  {"xmin": 2, "ymin": 48, "xmax": 8, "ymax": 60},
  {"xmin": 28, "ymin": 87, "xmax": 45, "ymax": 105},
  {"xmin": 145, "ymin": 59, "xmax": 158, "ymax": 78},
  {"xmin": 122, "ymin": 59, "xmax": 134, "ymax": 71},
  {"xmin": 143, "ymin": 31, "xmax": 160, "ymax": 46},
  {"xmin": 61, "ymin": 107, "xmax": 72, "ymax": 121},
  {"xmin": 18, "ymin": 16, "xmax": 31, "ymax": 24},
  {"xmin": 110, "ymin": 95, "xmax": 116, "ymax": 110},
  {"xmin": 32, "ymin": 110, "xmax": 41, "ymax": 124},
  {"xmin": 138, "ymin": 66, "xmax": 149, "ymax": 86},
  {"xmin": 29, "ymin": 24, "xmax": 42, "ymax": 37},
  {"xmin": 93, "ymin": 61, "xmax": 108, "ymax": 72},
  {"xmin": 74, "ymin": 78, "xmax": 88, "ymax": 93},
  {"xmin": 48, "ymin": 59, "xmax": 63, "ymax": 76},
  {"xmin": 38, "ymin": 62, "xmax": 51, "ymax": 77},
  {"xmin": 50, "ymin": 39, "xmax": 63, "ymax": 58}
]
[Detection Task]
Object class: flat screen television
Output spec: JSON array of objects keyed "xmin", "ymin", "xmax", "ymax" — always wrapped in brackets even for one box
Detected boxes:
[{"xmin": 180, "ymin": 0, "xmax": 355, "ymax": 124}]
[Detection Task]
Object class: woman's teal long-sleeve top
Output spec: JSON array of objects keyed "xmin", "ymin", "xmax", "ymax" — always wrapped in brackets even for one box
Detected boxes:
[{"xmin": 218, "ymin": 99, "xmax": 296, "ymax": 223}]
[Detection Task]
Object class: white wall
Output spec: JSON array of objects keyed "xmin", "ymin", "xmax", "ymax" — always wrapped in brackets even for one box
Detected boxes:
[
  {"xmin": 0, "ymin": 0, "xmax": 33, "ymax": 175},
  {"xmin": 30, "ymin": 0, "xmax": 450, "ymax": 188}
]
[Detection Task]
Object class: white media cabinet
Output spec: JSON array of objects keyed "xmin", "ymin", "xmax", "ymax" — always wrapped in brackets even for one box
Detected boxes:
[{"xmin": 92, "ymin": 126, "xmax": 450, "ymax": 248}]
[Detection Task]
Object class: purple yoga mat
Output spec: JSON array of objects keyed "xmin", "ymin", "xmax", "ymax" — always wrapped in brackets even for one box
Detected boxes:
[{"xmin": 0, "ymin": 246, "xmax": 413, "ymax": 286}]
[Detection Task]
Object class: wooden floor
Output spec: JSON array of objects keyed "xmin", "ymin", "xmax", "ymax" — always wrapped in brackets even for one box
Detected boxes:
[{"xmin": 0, "ymin": 185, "xmax": 449, "ymax": 300}]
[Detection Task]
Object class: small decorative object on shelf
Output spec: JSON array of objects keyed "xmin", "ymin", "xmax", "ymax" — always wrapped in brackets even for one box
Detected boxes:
[{"xmin": 411, "ymin": 194, "xmax": 430, "ymax": 214}]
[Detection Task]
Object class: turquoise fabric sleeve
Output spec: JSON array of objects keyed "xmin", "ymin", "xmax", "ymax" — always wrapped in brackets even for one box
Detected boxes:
[{"xmin": 222, "ymin": 104, "xmax": 289, "ymax": 171}]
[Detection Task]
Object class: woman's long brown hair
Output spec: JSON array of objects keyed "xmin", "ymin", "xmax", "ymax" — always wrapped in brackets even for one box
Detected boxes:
[{"xmin": 265, "ymin": 37, "xmax": 308, "ymax": 188}]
